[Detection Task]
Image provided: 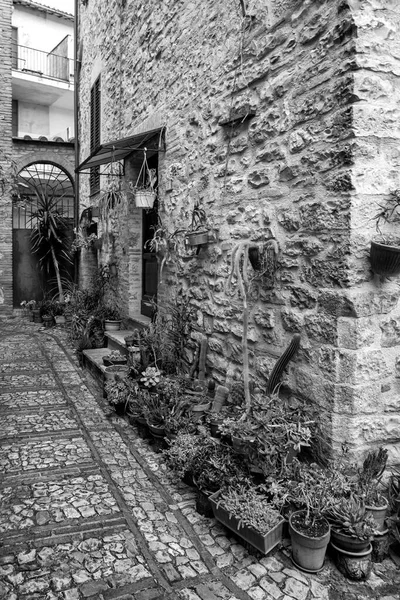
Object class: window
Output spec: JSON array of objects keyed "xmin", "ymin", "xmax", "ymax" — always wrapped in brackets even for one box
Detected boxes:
[
  {"xmin": 12, "ymin": 27, "xmax": 18, "ymax": 69},
  {"xmin": 12, "ymin": 100, "xmax": 18, "ymax": 137},
  {"xmin": 90, "ymin": 76, "xmax": 101, "ymax": 194}
]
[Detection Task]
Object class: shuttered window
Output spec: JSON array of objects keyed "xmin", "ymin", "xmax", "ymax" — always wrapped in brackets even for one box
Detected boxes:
[{"xmin": 90, "ymin": 76, "xmax": 101, "ymax": 194}]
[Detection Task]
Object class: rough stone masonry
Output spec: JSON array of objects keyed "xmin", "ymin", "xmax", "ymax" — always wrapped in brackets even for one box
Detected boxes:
[{"xmin": 77, "ymin": 0, "xmax": 400, "ymax": 463}]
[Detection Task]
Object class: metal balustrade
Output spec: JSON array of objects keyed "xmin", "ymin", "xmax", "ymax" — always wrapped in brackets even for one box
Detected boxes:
[{"xmin": 12, "ymin": 44, "xmax": 73, "ymax": 83}]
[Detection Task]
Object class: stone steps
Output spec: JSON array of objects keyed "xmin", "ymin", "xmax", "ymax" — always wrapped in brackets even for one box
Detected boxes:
[{"xmin": 82, "ymin": 316, "xmax": 150, "ymax": 386}]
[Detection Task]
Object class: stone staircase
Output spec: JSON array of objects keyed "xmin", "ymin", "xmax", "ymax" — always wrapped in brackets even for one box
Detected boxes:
[{"xmin": 82, "ymin": 315, "xmax": 150, "ymax": 385}]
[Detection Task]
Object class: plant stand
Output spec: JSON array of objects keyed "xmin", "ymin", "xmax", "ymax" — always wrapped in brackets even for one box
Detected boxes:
[
  {"xmin": 371, "ymin": 529, "xmax": 390, "ymax": 563},
  {"xmin": 330, "ymin": 541, "xmax": 372, "ymax": 580}
]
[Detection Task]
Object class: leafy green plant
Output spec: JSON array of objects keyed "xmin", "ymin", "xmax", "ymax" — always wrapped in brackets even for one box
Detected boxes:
[
  {"xmin": 356, "ymin": 447, "xmax": 388, "ymax": 506},
  {"xmin": 25, "ymin": 190, "xmax": 72, "ymax": 302},
  {"xmin": 216, "ymin": 483, "xmax": 283, "ymax": 535},
  {"xmin": 105, "ymin": 375, "xmax": 138, "ymax": 410}
]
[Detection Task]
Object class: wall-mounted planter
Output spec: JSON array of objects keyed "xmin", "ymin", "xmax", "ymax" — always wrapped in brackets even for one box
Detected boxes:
[
  {"xmin": 370, "ymin": 241, "xmax": 400, "ymax": 276},
  {"xmin": 185, "ymin": 230, "xmax": 210, "ymax": 246},
  {"xmin": 134, "ymin": 189, "xmax": 156, "ymax": 209}
]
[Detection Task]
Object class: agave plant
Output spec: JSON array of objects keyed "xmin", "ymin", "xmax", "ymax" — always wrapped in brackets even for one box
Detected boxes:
[{"xmin": 325, "ymin": 495, "xmax": 377, "ymax": 540}]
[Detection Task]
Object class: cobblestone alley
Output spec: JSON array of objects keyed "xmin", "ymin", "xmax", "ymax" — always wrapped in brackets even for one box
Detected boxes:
[{"xmin": 1, "ymin": 317, "xmax": 399, "ymax": 600}]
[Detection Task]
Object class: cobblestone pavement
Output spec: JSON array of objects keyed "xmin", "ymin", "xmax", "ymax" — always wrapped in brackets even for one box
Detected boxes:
[{"xmin": 1, "ymin": 316, "xmax": 399, "ymax": 600}]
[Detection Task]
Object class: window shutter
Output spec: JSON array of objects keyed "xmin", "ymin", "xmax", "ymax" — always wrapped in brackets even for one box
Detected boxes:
[{"xmin": 90, "ymin": 76, "xmax": 101, "ymax": 194}]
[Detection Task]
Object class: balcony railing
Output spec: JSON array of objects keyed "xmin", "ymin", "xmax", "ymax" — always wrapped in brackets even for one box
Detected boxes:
[{"xmin": 12, "ymin": 44, "xmax": 73, "ymax": 83}]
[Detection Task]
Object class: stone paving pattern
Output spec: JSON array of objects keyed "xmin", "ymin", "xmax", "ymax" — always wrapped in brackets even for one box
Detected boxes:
[{"xmin": 0, "ymin": 316, "xmax": 399, "ymax": 600}]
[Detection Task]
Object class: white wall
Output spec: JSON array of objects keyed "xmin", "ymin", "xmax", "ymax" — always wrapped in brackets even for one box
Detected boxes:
[
  {"xmin": 12, "ymin": 5, "xmax": 74, "ymax": 56},
  {"xmin": 18, "ymin": 101, "xmax": 49, "ymax": 137},
  {"xmin": 49, "ymin": 105, "xmax": 74, "ymax": 139}
]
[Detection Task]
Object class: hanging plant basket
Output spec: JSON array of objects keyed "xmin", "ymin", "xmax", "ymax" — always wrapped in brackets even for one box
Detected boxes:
[
  {"xmin": 370, "ymin": 240, "xmax": 400, "ymax": 276},
  {"xmin": 134, "ymin": 189, "xmax": 157, "ymax": 209},
  {"xmin": 131, "ymin": 148, "xmax": 157, "ymax": 209}
]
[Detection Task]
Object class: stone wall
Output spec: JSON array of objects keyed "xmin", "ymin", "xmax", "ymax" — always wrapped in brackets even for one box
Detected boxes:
[{"xmin": 77, "ymin": 0, "xmax": 400, "ymax": 463}]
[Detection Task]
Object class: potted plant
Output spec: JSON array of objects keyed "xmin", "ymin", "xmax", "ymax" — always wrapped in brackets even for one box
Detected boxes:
[
  {"xmin": 325, "ymin": 494, "xmax": 377, "ymax": 553},
  {"xmin": 104, "ymin": 373, "xmax": 137, "ymax": 415},
  {"xmin": 209, "ymin": 482, "xmax": 286, "ymax": 555},
  {"xmin": 144, "ymin": 220, "xmax": 181, "ymax": 284},
  {"xmin": 218, "ymin": 414, "xmax": 257, "ymax": 454},
  {"xmin": 163, "ymin": 432, "xmax": 203, "ymax": 484},
  {"xmin": 189, "ymin": 391, "xmax": 211, "ymax": 423},
  {"xmin": 102, "ymin": 306, "xmax": 122, "ymax": 331},
  {"xmin": 325, "ymin": 494, "xmax": 376, "ymax": 581},
  {"xmin": 102, "ymin": 350, "xmax": 128, "ymax": 366},
  {"xmin": 139, "ymin": 366, "xmax": 162, "ymax": 390},
  {"xmin": 370, "ymin": 189, "xmax": 400, "ymax": 276},
  {"xmin": 129, "ymin": 150, "xmax": 157, "ymax": 209},
  {"xmin": 357, "ymin": 447, "xmax": 389, "ymax": 532},
  {"xmin": 184, "ymin": 202, "xmax": 212, "ymax": 247},
  {"xmin": 285, "ymin": 461, "xmax": 332, "ymax": 573}
]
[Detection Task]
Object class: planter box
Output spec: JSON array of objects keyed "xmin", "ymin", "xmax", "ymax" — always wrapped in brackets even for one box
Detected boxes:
[{"xmin": 209, "ymin": 492, "xmax": 285, "ymax": 555}]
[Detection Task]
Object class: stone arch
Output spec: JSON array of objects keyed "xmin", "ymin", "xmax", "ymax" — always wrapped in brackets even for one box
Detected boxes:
[{"xmin": 13, "ymin": 151, "xmax": 75, "ymax": 188}]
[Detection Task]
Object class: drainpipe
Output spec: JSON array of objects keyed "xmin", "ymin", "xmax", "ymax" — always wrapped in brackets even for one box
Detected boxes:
[{"xmin": 74, "ymin": 0, "xmax": 80, "ymax": 284}]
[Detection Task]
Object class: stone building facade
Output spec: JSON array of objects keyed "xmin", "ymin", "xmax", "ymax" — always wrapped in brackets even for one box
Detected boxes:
[{"xmin": 77, "ymin": 0, "xmax": 400, "ymax": 464}]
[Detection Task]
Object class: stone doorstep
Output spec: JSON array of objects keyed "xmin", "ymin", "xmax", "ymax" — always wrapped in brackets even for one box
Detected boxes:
[{"xmin": 82, "ymin": 328, "xmax": 140, "ymax": 387}]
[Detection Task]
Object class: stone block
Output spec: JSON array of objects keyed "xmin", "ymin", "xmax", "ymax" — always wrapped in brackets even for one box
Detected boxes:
[
  {"xmin": 333, "ymin": 381, "xmax": 382, "ymax": 415},
  {"xmin": 337, "ymin": 348, "xmax": 390, "ymax": 385},
  {"xmin": 281, "ymin": 309, "xmax": 303, "ymax": 332},
  {"xmin": 247, "ymin": 168, "xmax": 270, "ymax": 188},
  {"xmin": 304, "ymin": 314, "xmax": 337, "ymax": 344},
  {"xmin": 289, "ymin": 286, "xmax": 317, "ymax": 309},
  {"xmin": 253, "ymin": 307, "xmax": 275, "ymax": 329},
  {"xmin": 381, "ymin": 318, "xmax": 400, "ymax": 347}
]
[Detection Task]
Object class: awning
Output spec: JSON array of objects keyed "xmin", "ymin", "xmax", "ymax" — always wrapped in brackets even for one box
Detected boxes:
[{"xmin": 76, "ymin": 127, "xmax": 165, "ymax": 173}]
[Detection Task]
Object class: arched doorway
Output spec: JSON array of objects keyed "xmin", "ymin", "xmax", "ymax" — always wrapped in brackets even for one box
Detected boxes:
[{"xmin": 12, "ymin": 161, "xmax": 75, "ymax": 306}]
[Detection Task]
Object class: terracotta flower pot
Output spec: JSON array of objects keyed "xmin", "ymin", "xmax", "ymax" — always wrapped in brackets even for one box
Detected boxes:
[
  {"xmin": 104, "ymin": 319, "xmax": 121, "ymax": 331},
  {"xmin": 289, "ymin": 511, "xmax": 331, "ymax": 573},
  {"xmin": 365, "ymin": 498, "xmax": 388, "ymax": 533},
  {"xmin": 330, "ymin": 529, "xmax": 371, "ymax": 553}
]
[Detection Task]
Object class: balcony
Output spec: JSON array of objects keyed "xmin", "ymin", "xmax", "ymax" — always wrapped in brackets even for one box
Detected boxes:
[{"xmin": 12, "ymin": 44, "xmax": 73, "ymax": 83}]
